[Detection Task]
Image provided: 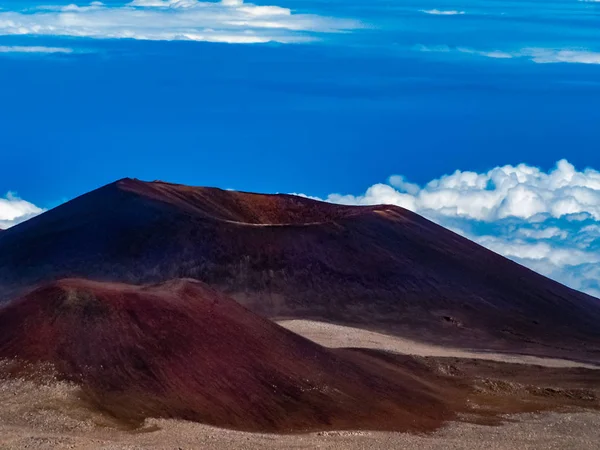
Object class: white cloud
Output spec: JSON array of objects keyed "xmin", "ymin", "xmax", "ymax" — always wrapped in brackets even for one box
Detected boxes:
[
  {"xmin": 457, "ymin": 47, "xmax": 514, "ymax": 59},
  {"xmin": 417, "ymin": 45, "xmax": 600, "ymax": 65},
  {"xmin": 420, "ymin": 10, "xmax": 465, "ymax": 15},
  {"xmin": 0, "ymin": 45, "xmax": 73, "ymax": 54},
  {"xmin": 517, "ymin": 226, "xmax": 568, "ymax": 240},
  {"xmin": 306, "ymin": 160, "xmax": 600, "ymax": 298},
  {"xmin": 328, "ymin": 159, "xmax": 600, "ymax": 223},
  {"xmin": 0, "ymin": 192, "xmax": 44, "ymax": 229},
  {"xmin": 0, "ymin": 0, "xmax": 360, "ymax": 44}
]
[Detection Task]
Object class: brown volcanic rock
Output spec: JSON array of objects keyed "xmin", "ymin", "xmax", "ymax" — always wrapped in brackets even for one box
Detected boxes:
[
  {"xmin": 0, "ymin": 179, "xmax": 599, "ymax": 357},
  {"xmin": 0, "ymin": 278, "xmax": 451, "ymax": 432}
]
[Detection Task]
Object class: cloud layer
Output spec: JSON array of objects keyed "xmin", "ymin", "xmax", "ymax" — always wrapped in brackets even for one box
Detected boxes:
[
  {"xmin": 0, "ymin": 0, "xmax": 359, "ymax": 44},
  {"xmin": 0, "ymin": 193, "xmax": 44, "ymax": 229},
  {"xmin": 306, "ymin": 160, "xmax": 600, "ymax": 298}
]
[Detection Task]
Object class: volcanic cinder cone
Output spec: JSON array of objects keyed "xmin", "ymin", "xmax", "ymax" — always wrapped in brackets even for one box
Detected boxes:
[
  {"xmin": 0, "ymin": 178, "xmax": 599, "ymax": 358},
  {"xmin": 0, "ymin": 278, "xmax": 453, "ymax": 432}
]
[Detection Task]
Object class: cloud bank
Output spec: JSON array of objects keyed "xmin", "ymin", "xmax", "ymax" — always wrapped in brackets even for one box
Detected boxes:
[
  {"xmin": 0, "ymin": 0, "xmax": 360, "ymax": 44},
  {"xmin": 0, "ymin": 193, "xmax": 44, "ymax": 229},
  {"xmin": 304, "ymin": 160, "xmax": 600, "ymax": 298}
]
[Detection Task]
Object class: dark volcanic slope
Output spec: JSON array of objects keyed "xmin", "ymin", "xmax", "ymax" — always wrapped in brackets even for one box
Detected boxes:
[
  {"xmin": 0, "ymin": 178, "xmax": 599, "ymax": 356},
  {"xmin": 0, "ymin": 278, "xmax": 451, "ymax": 432}
]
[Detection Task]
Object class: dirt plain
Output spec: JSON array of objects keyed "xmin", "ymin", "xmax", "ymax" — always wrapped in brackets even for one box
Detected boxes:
[
  {"xmin": 278, "ymin": 320, "xmax": 600, "ymax": 369},
  {"xmin": 1, "ymin": 318, "xmax": 600, "ymax": 449},
  {"xmin": 1, "ymin": 363, "xmax": 599, "ymax": 450}
]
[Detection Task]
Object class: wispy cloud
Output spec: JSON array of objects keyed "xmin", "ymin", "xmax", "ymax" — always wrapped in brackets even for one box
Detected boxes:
[
  {"xmin": 299, "ymin": 160, "xmax": 600, "ymax": 298},
  {"xmin": 420, "ymin": 9, "xmax": 465, "ymax": 16},
  {"xmin": 524, "ymin": 48, "xmax": 600, "ymax": 64},
  {"xmin": 0, "ymin": 46, "xmax": 73, "ymax": 54},
  {"xmin": 0, "ymin": 0, "xmax": 360, "ymax": 44},
  {"xmin": 417, "ymin": 45, "xmax": 600, "ymax": 64}
]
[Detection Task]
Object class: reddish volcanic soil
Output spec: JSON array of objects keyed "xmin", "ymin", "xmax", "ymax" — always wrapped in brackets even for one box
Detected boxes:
[
  {"xmin": 0, "ymin": 278, "xmax": 455, "ymax": 433},
  {"xmin": 0, "ymin": 178, "xmax": 599, "ymax": 359}
]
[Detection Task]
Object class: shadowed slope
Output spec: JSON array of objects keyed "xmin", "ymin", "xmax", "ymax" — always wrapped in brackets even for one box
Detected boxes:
[
  {"xmin": 0, "ymin": 278, "xmax": 452, "ymax": 432},
  {"xmin": 0, "ymin": 179, "xmax": 599, "ymax": 358}
]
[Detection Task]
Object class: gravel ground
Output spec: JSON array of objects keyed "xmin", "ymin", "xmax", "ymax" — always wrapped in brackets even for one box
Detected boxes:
[
  {"xmin": 1, "ymin": 366, "xmax": 599, "ymax": 449},
  {"xmin": 1, "ymin": 399, "xmax": 599, "ymax": 450},
  {"xmin": 277, "ymin": 320, "xmax": 600, "ymax": 369}
]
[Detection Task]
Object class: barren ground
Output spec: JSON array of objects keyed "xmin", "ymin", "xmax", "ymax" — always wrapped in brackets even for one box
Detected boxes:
[
  {"xmin": 0, "ymin": 378, "xmax": 598, "ymax": 450},
  {"xmin": 1, "ymin": 319, "xmax": 599, "ymax": 449},
  {"xmin": 277, "ymin": 320, "xmax": 600, "ymax": 369}
]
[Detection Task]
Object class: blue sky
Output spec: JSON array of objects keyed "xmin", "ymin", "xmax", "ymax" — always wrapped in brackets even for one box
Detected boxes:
[{"xmin": 1, "ymin": 0, "xmax": 600, "ymax": 296}]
